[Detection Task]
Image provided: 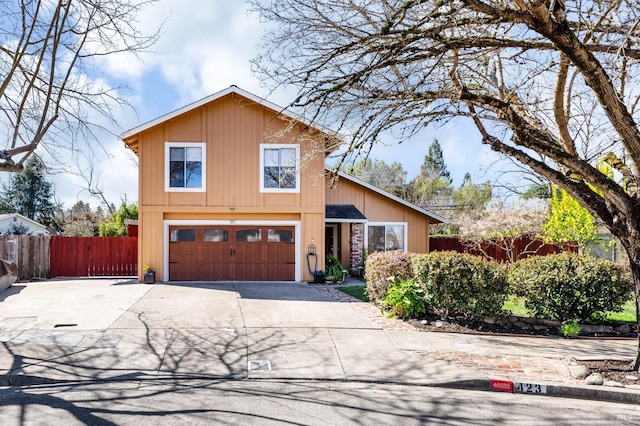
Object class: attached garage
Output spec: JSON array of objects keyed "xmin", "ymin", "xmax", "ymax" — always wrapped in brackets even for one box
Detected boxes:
[{"xmin": 167, "ymin": 224, "xmax": 296, "ymax": 281}]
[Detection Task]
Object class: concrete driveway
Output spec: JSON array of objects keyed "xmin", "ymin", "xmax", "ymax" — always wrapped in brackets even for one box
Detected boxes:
[
  {"xmin": 0, "ymin": 278, "xmax": 463, "ymax": 385},
  {"xmin": 3, "ymin": 279, "xmax": 636, "ymax": 389}
]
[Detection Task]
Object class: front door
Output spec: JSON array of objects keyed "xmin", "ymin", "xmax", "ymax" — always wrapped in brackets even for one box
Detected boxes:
[{"xmin": 325, "ymin": 224, "xmax": 339, "ymax": 259}]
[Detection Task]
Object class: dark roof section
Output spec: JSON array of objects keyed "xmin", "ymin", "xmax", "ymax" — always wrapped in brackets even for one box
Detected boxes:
[{"xmin": 326, "ymin": 204, "xmax": 367, "ymax": 223}]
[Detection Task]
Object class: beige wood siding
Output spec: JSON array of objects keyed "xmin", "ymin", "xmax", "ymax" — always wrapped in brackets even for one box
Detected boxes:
[
  {"xmin": 139, "ymin": 211, "xmax": 164, "ymax": 279},
  {"xmin": 133, "ymin": 92, "xmax": 326, "ymax": 281},
  {"xmin": 302, "ymin": 212, "xmax": 326, "ymax": 281},
  {"xmin": 327, "ymin": 177, "xmax": 431, "ymax": 254}
]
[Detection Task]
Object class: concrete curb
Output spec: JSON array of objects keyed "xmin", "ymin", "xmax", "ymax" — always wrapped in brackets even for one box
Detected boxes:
[
  {"xmin": 4, "ymin": 369, "xmax": 640, "ymax": 406},
  {"xmin": 436, "ymin": 378, "xmax": 640, "ymax": 405}
]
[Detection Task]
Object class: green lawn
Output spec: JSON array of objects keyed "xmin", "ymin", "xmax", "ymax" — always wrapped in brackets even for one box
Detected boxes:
[
  {"xmin": 342, "ymin": 286, "xmax": 637, "ymax": 323},
  {"xmin": 604, "ymin": 299, "xmax": 636, "ymax": 324},
  {"xmin": 503, "ymin": 295, "xmax": 636, "ymax": 324},
  {"xmin": 337, "ymin": 285, "xmax": 369, "ymax": 302},
  {"xmin": 503, "ymin": 295, "xmax": 530, "ymax": 317}
]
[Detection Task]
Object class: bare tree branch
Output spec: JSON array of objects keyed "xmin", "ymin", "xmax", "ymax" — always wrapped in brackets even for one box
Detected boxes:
[
  {"xmin": 0, "ymin": 0, "xmax": 160, "ymax": 172},
  {"xmin": 251, "ymin": 0, "xmax": 640, "ymax": 367}
]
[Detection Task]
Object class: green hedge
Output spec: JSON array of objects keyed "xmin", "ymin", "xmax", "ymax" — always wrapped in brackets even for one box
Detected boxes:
[
  {"xmin": 412, "ymin": 251, "xmax": 508, "ymax": 319},
  {"xmin": 364, "ymin": 251, "xmax": 416, "ymax": 302},
  {"xmin": 508, "ymin": 253, "xmax": 633, "ymax": 323}
]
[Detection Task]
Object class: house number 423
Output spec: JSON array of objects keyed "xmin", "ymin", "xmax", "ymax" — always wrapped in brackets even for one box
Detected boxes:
[{"xmin": 514, "ymin": 382, "xmax": 547, "ymax": 394}]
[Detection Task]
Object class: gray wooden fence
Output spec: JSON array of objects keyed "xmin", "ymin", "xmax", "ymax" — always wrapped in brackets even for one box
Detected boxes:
[{"xmin": 0, "ymin": 235, "xmax": 50, "ymax": 280}]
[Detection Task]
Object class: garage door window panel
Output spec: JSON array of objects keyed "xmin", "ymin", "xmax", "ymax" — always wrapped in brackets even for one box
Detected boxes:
[
  {"xmin": 203, "ymin": 229, "xmax": 229, "ymax": 242},
  {"xmin": 171, "ymin": 228, "xmax": 197, "ymax": 242},
  {"xmin": 268, "ymin": 228, "xmax": 294, "ymax": 243},
  {"xmin": 236, "ymin": 229, "xmax": 262, "ymax": 242}
]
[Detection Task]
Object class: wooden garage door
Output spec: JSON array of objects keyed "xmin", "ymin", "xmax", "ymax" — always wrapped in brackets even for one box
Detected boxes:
[{"xmin": 168, "ymin": 225, "xmax": 295, "ymax": 281}]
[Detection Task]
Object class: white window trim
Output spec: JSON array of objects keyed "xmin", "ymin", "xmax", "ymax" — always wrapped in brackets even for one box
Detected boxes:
[
  {"xmin": 259, "ymin": 143, "xmax": 300, "ymax": 193},
  {"xmin": 165, "ymin": 142, "xmax": 206, "ymax": 192},
  {"xmin": 365, "ymin": 222, "xmax": 408, "ymax": 252}
]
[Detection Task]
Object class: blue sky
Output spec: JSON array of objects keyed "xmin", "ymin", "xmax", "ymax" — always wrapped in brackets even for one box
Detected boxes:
[{"xmin": 45, "ymin": 0, "xmax": 498, "ymax": 209}]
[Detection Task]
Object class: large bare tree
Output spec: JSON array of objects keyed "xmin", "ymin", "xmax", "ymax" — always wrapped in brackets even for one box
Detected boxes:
[
  {"xmin": 0, "ymin": 0, "xmax": 159, "ymax": 172},
  {"xmin": 250, "ymin": 0, "xmax": 640, "ymax": 367}
]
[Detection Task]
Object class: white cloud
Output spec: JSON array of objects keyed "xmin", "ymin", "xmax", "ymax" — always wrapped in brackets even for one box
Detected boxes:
[
  {"xmin": 50, "ymin": 0, "xmax": 270, "ymax": 210},
  {"xmin": 49, "ymin": 0, "xmax": 509, "ymax": 211},
  {"xmin": 126, "ymin": 1, "xmax": 267, "ymax": 102}
]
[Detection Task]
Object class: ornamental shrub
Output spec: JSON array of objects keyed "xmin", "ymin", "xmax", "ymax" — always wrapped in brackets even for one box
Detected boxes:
[
  {"xmin": 508, "ymin": 253, "xmax": 633, "ymax": 323},
  {"xmin": 412, "ymin": 251, "xmax": 508, "ymax": 320},
  {"xmin": 364, "ymin": 251, "xmax": 416, "ymax": 302},
  {"xmin": 381, "ymin": 277, "xmax": 426, "ymax": 318}
]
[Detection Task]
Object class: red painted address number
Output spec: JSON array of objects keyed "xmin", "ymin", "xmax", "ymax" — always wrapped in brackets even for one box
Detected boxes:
[{"xmin": 490, "ymin": 379, "xmax": 514, "ymax": 392}]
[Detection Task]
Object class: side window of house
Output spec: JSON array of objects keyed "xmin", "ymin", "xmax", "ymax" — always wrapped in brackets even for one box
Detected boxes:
[
  {"xmin": 367, "ymin": 223, "xmax": 406, "ymax": 253},
  {"xmin": 260, "ymin": 144, "xmax": 299, "ymax": 192},
  {"xmin": 165, "ymin": 142, "xmax": 206, "ymax": 192}
]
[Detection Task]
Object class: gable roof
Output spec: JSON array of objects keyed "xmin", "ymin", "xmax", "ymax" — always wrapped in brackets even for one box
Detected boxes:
[
  {"xmin": 0, "ymin": 213, "xmax": 50, "ymax": 234},
  {"xmin": 120, "ymin": 85, "xmax": 338, "ymax": 154},
  {"xmin": 329, "ymin": 169, "xmax": 448, "ymax": 224}
]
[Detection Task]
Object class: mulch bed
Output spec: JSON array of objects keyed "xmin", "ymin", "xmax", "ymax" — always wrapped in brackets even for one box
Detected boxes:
[
  {"xmin": 581, "ymin": 360, "xmax": 640, "ymax": 386},
  {"xmin": 405, "ymin": 313, "xmax": 637, "ymax": 338},
  {"xmin": 404, "ymin": 314, "xmax": 640, "ymax": 385}
]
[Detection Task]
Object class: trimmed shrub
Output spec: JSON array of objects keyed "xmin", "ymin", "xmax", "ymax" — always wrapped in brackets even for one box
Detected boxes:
[
  {"xmin": 365, "ymin": 251, "xmax": 417, "ymax": 302},
  {"xmin": 381, "ymin": 277, "xmax": 426, "ymax": 318},
  {"xmin": 412, "ymin": 251, "xmax": 508, "ymax": 319},
  {"xmin": 508, "ymin": 253, "xmax": 633, "ymax": 323}
]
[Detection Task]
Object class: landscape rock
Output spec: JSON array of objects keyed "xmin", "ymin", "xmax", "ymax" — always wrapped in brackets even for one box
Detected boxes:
[
  {"xmin": 625, "ymin": 375, "xmax": 638, "ymax": 381},
  {"xmin": 580, "ymin": 324, "xmax": 613, "ymax": 334},
  {"xmin": 532, "ymin": 325, "xmax": 548, "ymax": 331},
  {"xmin": 568, "ymin": 365, "xmax": 591, "ymax": 379},
  {"xmin": 420, "ymin": 320, "xmax": 428, "ymax": 325},
  {"xmin": 513, "ymin": 321, "xmax": 530, "ymax": 330},
  {"xmin": 538, "ymin": 319, "xmax": 561, "ymax": 328},
  {"xmin": 507, "ymin": 316, "xmax": 518, "ymax": 324},
  {"xmin": 483, "ymin": 317, "xmax": 495, "ymax": 325},
  {"xmin": 614, "ymin": 324, "xmax": 632, "ymax": 334},
  {"xmin": 604, "ymin": 380, "xmax": 624, "ymax": 388},
  {"xmin": 563, "ymin": 356, "xmax": 578, "ymax": 366},
  {"xmin": 585, "ymin": 374, "xmax": 604, "ymax": 386},
  {"xmin": 434, "ymin": 321, "xmax": 443, "ymax": 328}
]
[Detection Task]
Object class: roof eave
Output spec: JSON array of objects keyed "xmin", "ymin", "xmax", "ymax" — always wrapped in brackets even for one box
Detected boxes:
[
  {"xmin": 120, "ymin": 85, "xmax": 340, "ymax": 144},
  {"xmin": 328, "ymin": 168, "xmax": 448, "ymax": 224}
]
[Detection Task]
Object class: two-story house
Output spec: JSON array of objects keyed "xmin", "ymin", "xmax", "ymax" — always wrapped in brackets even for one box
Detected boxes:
[{"xmin": 121, "ymin": 86, "xmax": 444, "ymax": 283}]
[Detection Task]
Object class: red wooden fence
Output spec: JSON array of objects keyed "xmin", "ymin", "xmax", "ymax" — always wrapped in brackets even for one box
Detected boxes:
[
  {"xmin": 429, "ymin": 236, "xmax": 577, "ymax": 263},
  {"xmin": 50, "ymin": 236, "xmax": 138, "ymax": 277}
]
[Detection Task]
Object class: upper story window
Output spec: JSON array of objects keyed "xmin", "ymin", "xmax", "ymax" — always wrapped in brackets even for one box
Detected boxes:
[
  {"xmin": 165, "ymin": 142, "xmax": 206, "ymax": 192},
  {"xmin": 260, "ymin": 144, "xmax": 299, "ymax": 192}
]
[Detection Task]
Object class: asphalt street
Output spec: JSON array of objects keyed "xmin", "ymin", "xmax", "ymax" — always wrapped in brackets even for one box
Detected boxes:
[{"xmin": 0, "ymin": 380, "xmax": 638, "ymax": 425}]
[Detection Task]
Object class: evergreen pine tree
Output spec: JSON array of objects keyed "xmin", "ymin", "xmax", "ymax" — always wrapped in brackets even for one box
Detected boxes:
[{"xmin": 0, "ymin": 157, "xmax": 59, "ymax": 226}]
